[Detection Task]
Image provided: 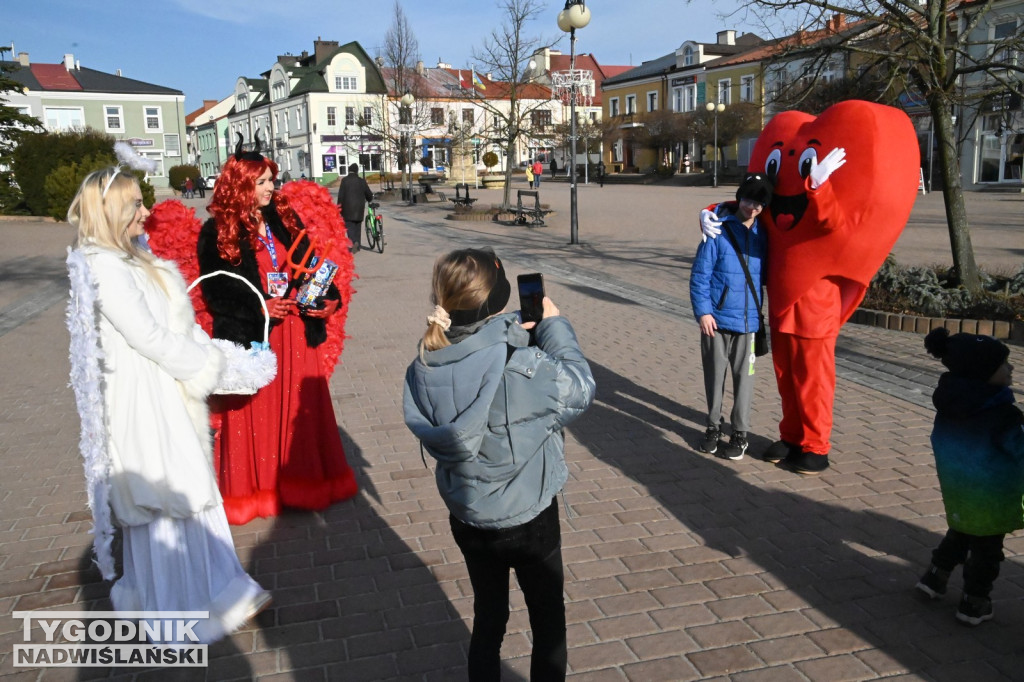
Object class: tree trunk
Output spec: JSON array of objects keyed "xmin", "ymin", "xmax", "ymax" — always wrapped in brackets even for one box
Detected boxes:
[{"xmin": 931, "ymin": 100, "xmax": 982, "ymax": 295}]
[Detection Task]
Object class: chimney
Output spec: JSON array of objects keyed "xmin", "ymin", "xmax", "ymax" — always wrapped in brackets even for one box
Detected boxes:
[
  {"xmin": 415, "ymin": 60, "xmax": 424, "ymax": 75},
  {"xmin": 828, "ymin": 14, "xmax": 846, "ymax": 33},
  {"xmin": 717, "ymin": 30, "xmax": 736, "ymax": 45},
  {"xmin": 17, "ymin": 52, "xmax": 29, "ymax": 66},
  {"xmin": 63, "ymin": 53, "xmax": 74, "ymax": 70},
  {"xmin": 75, "ymin": 59, "xmax": 80, "ymax": 70},
  {"xmin": 116, "ymin": 69, "xmax": 122, "ymax": 77}
]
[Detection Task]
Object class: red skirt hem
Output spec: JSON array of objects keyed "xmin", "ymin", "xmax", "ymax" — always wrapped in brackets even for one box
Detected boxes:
[{"xmin": 278, "ymin": 469, "xmax": 359, "ymax": 512}]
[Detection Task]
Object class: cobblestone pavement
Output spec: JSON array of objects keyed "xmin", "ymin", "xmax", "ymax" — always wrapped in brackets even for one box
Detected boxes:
[{"xmin": 1, "ymin": 183, "xmax": 1022, "ymax": 681}]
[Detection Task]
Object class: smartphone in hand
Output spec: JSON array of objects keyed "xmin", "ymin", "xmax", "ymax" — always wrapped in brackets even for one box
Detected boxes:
[{"xmin": 517, "ymin": 273, "xmax": 545, "ymax": 323}]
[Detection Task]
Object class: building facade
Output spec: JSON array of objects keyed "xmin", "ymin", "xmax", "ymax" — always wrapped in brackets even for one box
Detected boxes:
[{"xmin": 3, "ymin": 52, "xmax": 186, "ymax": 188}]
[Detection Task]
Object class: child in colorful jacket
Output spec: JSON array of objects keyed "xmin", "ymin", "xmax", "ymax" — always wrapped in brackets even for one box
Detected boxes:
[{"xmin": 916, "ymin": 328, "xmax": 1023, "ymax": 625}]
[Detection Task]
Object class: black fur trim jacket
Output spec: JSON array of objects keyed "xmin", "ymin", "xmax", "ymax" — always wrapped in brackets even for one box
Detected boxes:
[{"xmin": 197, "ymin": 202, "xmax": 340, "ymax": 348}]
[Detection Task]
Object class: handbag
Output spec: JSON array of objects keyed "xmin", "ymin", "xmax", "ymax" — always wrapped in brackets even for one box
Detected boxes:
[
  {"xmin": 721, "ymin": 224, "xmax": 769, "ymax": 357},
  {"xmin": 188, "ymin": 271, "xmax": 278, "ymax": 395}
]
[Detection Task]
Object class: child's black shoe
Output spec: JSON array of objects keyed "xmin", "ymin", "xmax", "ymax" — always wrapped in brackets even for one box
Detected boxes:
[
  {"xmin": 915, "ymin": 564, "xmax": 950, "ymax": 599},
  {"xmin": 956, "ymin": 594, "xmax": 993, "ymax": 626},
  {"xmin": 698, "ymin": 427, "xmax": 720, "ymax": 454}
]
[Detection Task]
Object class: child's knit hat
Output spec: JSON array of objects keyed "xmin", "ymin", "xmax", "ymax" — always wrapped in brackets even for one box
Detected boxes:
[{"xmin": 924, "ymin": 327, "xmax": 1009, "ymax": 381}]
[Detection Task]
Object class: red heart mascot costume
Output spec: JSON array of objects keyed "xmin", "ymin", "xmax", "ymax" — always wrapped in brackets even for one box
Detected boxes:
[{"xmin": 729, "ymin": 100, "xmax": 919, "ymax": 473}]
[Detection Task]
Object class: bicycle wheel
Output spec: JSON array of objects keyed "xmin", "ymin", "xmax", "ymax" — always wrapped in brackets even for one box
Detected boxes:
[
  {"xmin": 364, "ymin": 215, "xmax": 377, "ymax": 250},
  {"xmin": 375, "ymin": 217, "xmax": 384, "ymax": 253}
]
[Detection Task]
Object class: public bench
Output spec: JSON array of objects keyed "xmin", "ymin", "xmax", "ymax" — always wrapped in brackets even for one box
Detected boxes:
[
  {"xmin": 450, "ymin": 183, "xmax": 478, "ymax": 211},
  {"xmin": 513, "ymin": 189, "xmax": 551, "ymax": 226}
]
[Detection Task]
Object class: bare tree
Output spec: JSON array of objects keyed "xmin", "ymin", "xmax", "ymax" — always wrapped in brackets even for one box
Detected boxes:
[
  {"xmin": 747, "ymin": 0, "xmax": 1024, "ymax": 294},
  {"xmin": 469, "ymin": 0, "xmax": 560, "ymax": 206}
]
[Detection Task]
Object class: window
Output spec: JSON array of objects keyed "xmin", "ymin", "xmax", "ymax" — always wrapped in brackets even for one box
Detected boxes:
[
  {"xmin": 144, "ymin": 106, "xmax": 163, "ymax": 131},
  {"xmin": 625, "ymin": 95, "xmax": 636, "ymax": 115},
  {"xmin": 431, "ymin": 107, "xmax": 444, "ymax": 125},
  {"xmin": 683, "ymin": 46, "xmax": 695, "ymax": 66},
  {"xmin": 647, "ymin": 91, "xmax": 658, "ymax": 112},
  {"xmin": 717, "ymin": 79, "xmax": 731, "ymax": 105},
  {"xmin": 104, "ymin": 105, "xmax": 124, "ymax": 132},
  {"xmin": 673, "ymin": 88, "xmax": 683, "ymax": 112},
  {"xmin": 326, "ymin": 106, "xmax": 337, "ymax": 126},
  {"xmin": 165, "ymin": 133, "xmax": 181, "ymax": 157},
  {"xmin": 295, "ymin": 107, "xmax": 302, "ymax": 130},
  {"xmin": 363, "ymin": 106, "xmax": 373, "ymax": 126},
  {"xmin": 609, "ymin": 97, "xmax": 620, "ymax": 117},
  {"xmin": 272, "ymin": 82, "xmax": 287, "ymax": 100},
  {"xmin": 345, "ymin": 106, "xmax": 355, "ymax": 126},
  {"xmin": 993, "ymin": 20, "xmax": 1019, "ymax": 65},
  {"xmin": 462, "ymin": 109, "xmax": 474, "ymax": 125},
  {"xmin": 530, "ymin": 110, "xmax": 552, "ymax": 131},
  {"xmin": 237, "ymin": 94, "xmax": 249, "ymax": 110},
  {"xmin": 335, "ymin": 75, "xmax": 358, "ymax": 91},
  {"xmin": 740, "ymin": 75, "xmax": 754, "ymax": 102},
  {"xmin": 43, "ymin": 107, "xmax": 84, "ymax": 131},
  {"xmin": 684, "ymin": 85, "xmax": 696, "ymax": 112}
]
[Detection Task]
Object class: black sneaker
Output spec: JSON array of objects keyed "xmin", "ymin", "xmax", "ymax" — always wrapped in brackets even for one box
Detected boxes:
[
  {"xmin": 783, "ymin": 450, "xmax": 830, "ymax": 475},
  {"xmin": 916, "ymin": 564, "xmax": 950, "ymax": 599},
  {"xmin": 720, "ymin": 432, "xmax": 748, "ymax": 461},
  {"xmin": 762, "ymin": 440, "xmax": 800, "ymax": 463},
  {"xmin": 698, "ymin": 427, "xmax": 720, "ymax": 454},
  {"xmin": 956, "ymin": 594, "xmax": 993, "ymax": 626}
]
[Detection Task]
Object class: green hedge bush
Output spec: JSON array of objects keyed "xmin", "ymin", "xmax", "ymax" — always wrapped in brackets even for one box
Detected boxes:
[{"xmin": 12, "ymin": 129, "xmax": 114, "ymax": 216}]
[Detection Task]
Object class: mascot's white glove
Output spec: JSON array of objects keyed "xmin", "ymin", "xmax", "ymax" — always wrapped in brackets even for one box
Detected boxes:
[
  {"xmin": 699, "ymin": 209, "xmax": 722, "ymax": 243},
  {"xmin": 810, "ymin": 147, "xmax": 847, "ymax": 189}
]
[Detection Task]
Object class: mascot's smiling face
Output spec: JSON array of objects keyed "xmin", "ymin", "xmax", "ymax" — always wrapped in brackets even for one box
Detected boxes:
[
  {"xmin": 748, "ymin": 100, "xmax": 920, "ymax": 319},
  {"xmin": 749, "ymin": 101, "xmax": 919, "ymax": 238}
]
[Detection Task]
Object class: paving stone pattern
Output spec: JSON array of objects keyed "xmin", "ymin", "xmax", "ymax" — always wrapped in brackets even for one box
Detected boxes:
[{"xmin": 0, "ymin": 184, "xmax": 1022, "ymax": 681}]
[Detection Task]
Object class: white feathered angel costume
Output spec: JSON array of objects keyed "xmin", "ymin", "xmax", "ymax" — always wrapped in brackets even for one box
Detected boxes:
[{"xmin": 66, "ymin": 245, "xmax": 268, "ymax": 644}]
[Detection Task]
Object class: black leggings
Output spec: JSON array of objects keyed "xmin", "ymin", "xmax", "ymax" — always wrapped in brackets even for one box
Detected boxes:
[{"xmin": 450, "ymin": 500, "xmax": 566, "ymax": 681}]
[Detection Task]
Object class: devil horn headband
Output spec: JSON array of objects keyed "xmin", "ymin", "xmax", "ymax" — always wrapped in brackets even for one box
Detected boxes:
[{"xmin": 234, "ymin": 131, "xmax": 265, "ymax": 161}]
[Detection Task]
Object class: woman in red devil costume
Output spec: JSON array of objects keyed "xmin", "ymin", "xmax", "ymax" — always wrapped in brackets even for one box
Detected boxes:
[
  {"xmin": 196, "ymin": 137, "xmax": 359, "ymax": 522},
  {"xmin": 701, "ymin": 101, "xmax": 919, "ymax": 474}
]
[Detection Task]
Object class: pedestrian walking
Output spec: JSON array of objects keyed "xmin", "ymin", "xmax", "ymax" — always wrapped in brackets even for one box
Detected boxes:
[
  {"xmin": 196, "ymin": 175, "xmax": 206, "ymax": 198},
  {"xmin": 525, "ymin": 164, "xmax": 534, "ymax": 188},
  {"xmin": 338, "ymin": 163, "xmax": 373, "ymax": 253},
  {"xmin": 597, "ymin": 160, "xmax": 605, "ymax": 187},
  {"xmin": 532, "ymin": 160, "xmax": 543, "ymax": 189},
  {"xmin": 185, "ymin": 176, "xmax": 194, "ymax": 198},
  {"xmin": 550, "ymin": 158, "xmax": 558, "ymax": 179},
  {"xmin": 690, "ymin": 174, "xmax": 771, "ymax": 460},
  {"xmin": 404, "ymin": 248, "xmax": 595, "ymax": 680},
  {"xmin": 915, "ymin": 328, "xmax": 1022, "ymax": 626}
]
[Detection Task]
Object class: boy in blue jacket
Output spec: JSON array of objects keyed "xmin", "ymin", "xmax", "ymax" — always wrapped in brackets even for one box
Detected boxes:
[
  {"xmin": 689, "ymin": 174, "xmax": 771, "ymax": 460},
  {"xmin": 916, "ymin": 328, "xmax": 1022, "ymax": 625}
]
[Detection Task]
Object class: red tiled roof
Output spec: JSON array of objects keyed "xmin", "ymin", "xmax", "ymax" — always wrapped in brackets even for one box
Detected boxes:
[
  {"xmin": 185, "ymin": 100, "xmax": 221, "ymax": 125},
  {"xmin": 30, "ymin": 63, "xmax": 82, "ymax": 91}
]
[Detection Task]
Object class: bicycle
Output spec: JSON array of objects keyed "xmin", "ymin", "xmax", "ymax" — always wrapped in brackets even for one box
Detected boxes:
[{"xmin": 364, "ymin": 200, "xmax": 384, "ymax": 253}]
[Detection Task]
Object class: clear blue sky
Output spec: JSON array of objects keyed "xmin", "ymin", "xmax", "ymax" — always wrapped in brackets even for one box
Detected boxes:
[{"xmin": 7, "ymin": 0, "xmax": 753, "ymax": 112}]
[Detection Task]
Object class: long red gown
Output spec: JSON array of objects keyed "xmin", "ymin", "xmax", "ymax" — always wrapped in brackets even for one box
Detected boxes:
[{"xmin": 210, "ymin": 233, "xmax": 357, "ymax": 525}]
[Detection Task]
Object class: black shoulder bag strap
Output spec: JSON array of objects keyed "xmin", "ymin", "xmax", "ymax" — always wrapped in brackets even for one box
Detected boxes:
[{"xmin": 721, "ymin": 223, "xmax": 764, "ymax": 333}]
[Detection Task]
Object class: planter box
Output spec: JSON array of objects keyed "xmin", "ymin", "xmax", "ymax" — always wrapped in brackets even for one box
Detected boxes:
[{"xmin": 853, "ymin": 308, "xmax": 1022, "ymax": 345}]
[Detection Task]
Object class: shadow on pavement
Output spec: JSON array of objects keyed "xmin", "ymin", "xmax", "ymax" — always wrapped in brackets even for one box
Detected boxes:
[{"xmin": 564, "ymin": 360, "xmax": 1024, "ymax": 679}]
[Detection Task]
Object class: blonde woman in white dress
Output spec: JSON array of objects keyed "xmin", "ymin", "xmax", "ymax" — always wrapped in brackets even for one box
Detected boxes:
[{"xmin": 66, "ymin": 165, "xmax": 269, "ymax": 644}]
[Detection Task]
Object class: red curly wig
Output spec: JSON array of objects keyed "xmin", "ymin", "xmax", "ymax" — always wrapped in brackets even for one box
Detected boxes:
[{"xmin": 207, "ymin": 155, "xmax": 301, "ymax": 264}]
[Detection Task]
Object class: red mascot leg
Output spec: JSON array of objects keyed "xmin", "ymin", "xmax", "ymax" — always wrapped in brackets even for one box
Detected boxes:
[{"xmin": 774, "ymin": 333, "xmax": 837, "ymax": 455}]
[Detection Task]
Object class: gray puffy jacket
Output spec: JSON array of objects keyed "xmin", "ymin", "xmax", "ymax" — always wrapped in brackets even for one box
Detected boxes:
[{"xmin": 403, "ymin": 313, "xmax": 595, "ymax": 529}]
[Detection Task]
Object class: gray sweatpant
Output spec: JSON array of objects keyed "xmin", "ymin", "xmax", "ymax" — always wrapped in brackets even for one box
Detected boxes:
[{"xmin": 700, "ymin": 329, "xmax": 755, "ymax": 433}]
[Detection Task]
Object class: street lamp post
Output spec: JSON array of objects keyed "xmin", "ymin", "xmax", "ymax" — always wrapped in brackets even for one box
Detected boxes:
[
  {"xmin": 400, "ymin": 92, "xmax": 415, "ymax": 204},
  {"xmin": 557, "ymin": 0, "xmax": 591, "ymax": 245},
  {"xmin": 705, "ymin": 101, "xmax": 725, "ymax": 188}
]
